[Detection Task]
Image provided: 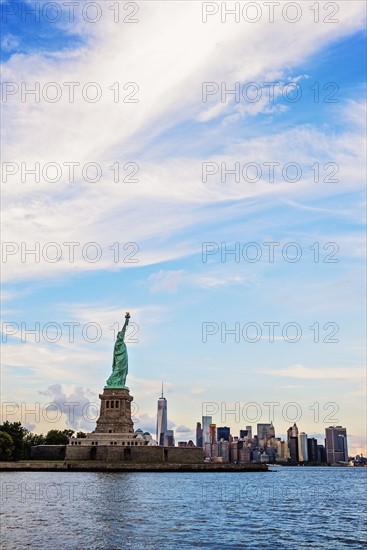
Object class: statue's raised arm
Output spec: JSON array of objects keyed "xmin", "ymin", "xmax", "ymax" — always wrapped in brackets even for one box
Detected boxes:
[{"xmin": 119, "ymin": 312, "xmax": 130, "ymax": 338}]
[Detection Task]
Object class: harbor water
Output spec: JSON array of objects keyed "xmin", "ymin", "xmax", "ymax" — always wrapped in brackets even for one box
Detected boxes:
[{"xmin": 1, "ymin": 466, "xmax": 366, "ymax": 549}]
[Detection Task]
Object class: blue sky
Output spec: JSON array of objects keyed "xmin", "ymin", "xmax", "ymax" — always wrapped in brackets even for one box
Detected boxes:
[{"xmin": 1, "ymin": 1, "xmax": 366, "ymax": 454}]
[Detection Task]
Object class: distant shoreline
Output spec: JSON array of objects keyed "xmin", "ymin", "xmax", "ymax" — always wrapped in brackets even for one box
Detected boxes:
[{"xmin": 0, "ymin": 461, "xmax": 268, "ymax": 472}]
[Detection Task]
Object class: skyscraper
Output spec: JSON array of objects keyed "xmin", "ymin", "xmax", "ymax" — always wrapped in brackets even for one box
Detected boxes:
[
  {"xmin": 307, "ymin": 438, "xmax": 318, "ymax": 462},
  {"xmin": 298, "ymin": 432, "xmax": 308, "ymax": 462},
  {"xmin": 257, "ymin": 423, "xmax": 271, "ymax": 440},
  {"xmin": 217, "ymin": 426, "xmax": 230, "ymax": 441},
  {"xmin": 325, "ymin": 426, "xmax": 348, "ymax": 463},
  {"xmin": 257, "ymin": 423, "xmax": 274, "ymax": 450},
  {"xmin": 209, "ymin": 423, "xmax": 217, "ymax": 444},
  {"xmin": 164, "ymin": 430, "xmax": 175, "ymax": 447},
  {"xmin": 156, "ymin": 383, "xmax": 167, "ymax": 446},
  {"xmin": 196, "ymin": 422, "xmax": 203, "ymax": 448},
  {"xmin": 287, "ymin": 423, "xmax": 299, "ymax": 454},
  {"xmin": 289, "ymin": 437, "xmax": 298, "ymax": 463},
  {"xmin": 202, "ymin": 415, "xmax": 212, "ymax": 445},
  {"xmin": 268, "ymin": 421, "xmax": 275, "ymax": 438},
  {"xmin": 317, "ymin": 445, "xmax": 327, "ymax": 463}
]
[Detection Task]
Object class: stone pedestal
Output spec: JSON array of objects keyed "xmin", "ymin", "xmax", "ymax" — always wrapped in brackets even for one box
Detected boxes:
[{"xmin": 95, "ymin": 388, "xmax": 134, "ymax": 434}]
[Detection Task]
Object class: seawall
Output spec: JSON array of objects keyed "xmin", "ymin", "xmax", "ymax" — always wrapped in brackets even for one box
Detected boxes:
[{"xmin": 0, "ymin": 461, "xmax": 268, "ymax": 472}]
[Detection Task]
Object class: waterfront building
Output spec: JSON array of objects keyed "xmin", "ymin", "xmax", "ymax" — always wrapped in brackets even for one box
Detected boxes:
[
  {"xmin": 317, "ymin": 444, "xmax": 327, "ymax": 463},
  {"xmin": 298, "ymin": 432, "xmax": 308, "ymax": 462},
  {"xmin": 252, "ymin": 449, "xmax": 261, "ymax": 462},
  {"xmin": 307, "ymin": 438, "xmax": 318, "ymax": 462},
  {"xmin": 239, "ymin": 447, "xmax": 252, "ymax": 463},
  {"xmin": 217, "ymin": 439, "xmax": 229, "ymax": 462},
  {"xmin": 196, "ymin": 422, "xmax": 203, "ymax": 448},
  {"xmin": 289, "ymin": 436, "xmax": 299, "ymax": 463},
  {"xmin": 202, "ymin": 416, "xmax": 212, "ymax": 445},
  {"xmin": 204, "ymin": 442, "xmax": 211, "ymax": 459},
  {"xmin": 325, "ymin": 426, "xmax": 348, "ymax": 463},
  {"xmin": 230, "ymin": 441, "xmax": 239, "ymax": 463},
  {"xmin": 209, "ymin": 423, "xmax": 217, "ymax": 444},
  {"xmin": 265, "ymin": 447, "xmax": 276, "ymax": 463},
  {"xmin": 275, "ymin": 440, "xmax": 289, "ymax": 462}
]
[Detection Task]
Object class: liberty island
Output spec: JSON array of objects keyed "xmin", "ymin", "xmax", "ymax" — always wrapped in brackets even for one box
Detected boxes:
[
  {"xmin": 1, "ymin": 312, "xmax": 353, "ymax": 470},
  {"xmin": 9, "ymin": 312, "xmax": 266, "ymax": 471}
]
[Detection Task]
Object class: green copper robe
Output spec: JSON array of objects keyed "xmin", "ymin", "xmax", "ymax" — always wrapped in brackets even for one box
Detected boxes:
[{"xmin": 106, "ymin": 317, "xmax": 129, "ymax": 389}]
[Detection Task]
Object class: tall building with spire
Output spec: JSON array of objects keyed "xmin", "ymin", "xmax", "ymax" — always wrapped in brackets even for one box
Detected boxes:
[{"xmin": 156, "ymin": 382, "xmax": 168, "ymax": 446}]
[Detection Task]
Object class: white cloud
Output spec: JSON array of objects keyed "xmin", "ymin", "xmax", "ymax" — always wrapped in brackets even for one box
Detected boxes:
[
  {"xmin": 1, "ymin": 1, "xmax": 365, "ymax": 283},
  {"xmin": 134, "ymin": 413, "xmax": 156, "ymax": 435},
  {"xmin": 193, "ymin": 274, "xmax": 250, "ymax": 288},
  {"xmin": 146, "ymin": 270, "xmax": 184, "ymax": 294},
  {"xmin": 266, "ymin": 363, "xmax": 365, "ymax": 380},
  {"xmin": 39, "ymin": 383, "xmax": 99, "ymax": 431},
  {"xmin": 1, "ymin": 33, "xmax": 20, "ymax": 52},
  {"xmin": 175, "ymin": 424, "xmax": 192, "ymax": 434},
  {"xmin": 191, "ymin": 387, "xmax": 207, "ymax": 395}
]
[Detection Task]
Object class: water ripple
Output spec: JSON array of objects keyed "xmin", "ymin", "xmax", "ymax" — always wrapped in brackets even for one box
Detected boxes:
[{"xmin": 1, "ymin": 467, "xmax": 366, "ymax": 549}]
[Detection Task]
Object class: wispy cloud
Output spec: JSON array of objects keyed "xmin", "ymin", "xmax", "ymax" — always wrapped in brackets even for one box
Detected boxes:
[
  {"xmin": 1, "ymin": 33, "xmax": 20, "ymax": 52},
  {"xmin": 2, "ymin": 2, "xmax": 365, "ymax": 284},
  {"xmin": 146, "ymin": 270, "xmax": 184, "ymax": 294},
  {"xmin": 266, "ymin": 363, "xmax": 365, "ymax": 379}
]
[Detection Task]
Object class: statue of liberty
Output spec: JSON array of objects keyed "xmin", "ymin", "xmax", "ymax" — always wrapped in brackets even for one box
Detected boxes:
[{"xmin": 105, "ymin": 312, "xmax": 130, "ymax": 389}]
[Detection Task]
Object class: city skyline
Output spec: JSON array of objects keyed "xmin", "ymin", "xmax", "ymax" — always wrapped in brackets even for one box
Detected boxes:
[
  {"xmin": 196, "ymin": 416, "xmax": 350, "ymax": 464},
  {"xmin": 1, "ymin": 373, "xmax": 357, "ymax": 458}
]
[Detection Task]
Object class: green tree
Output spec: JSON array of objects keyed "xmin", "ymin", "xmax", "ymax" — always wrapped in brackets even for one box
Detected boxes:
[
  {"xmin": 45, "ymin": 429, "xmax": 73, "ymax": 445},
  {"xmin": 76, "ymin": 431, "xmax": 87, "ymax": 438},
  {"xmin": 62, "ymin": 429, "xmax": 75, "ymax": 438},
  {"xmin": 0, "ymin": 431, "xmax": 14, "ymax": 460},
  {"xmin": 22, "ymin": 432, "xmax": 46, "ymax": 459},
  {"xmin": 0, "ymin": 422, "xmax": 28, "ymax": 459}
]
